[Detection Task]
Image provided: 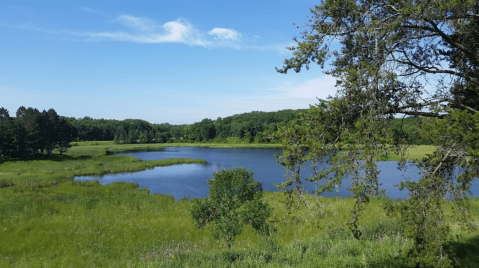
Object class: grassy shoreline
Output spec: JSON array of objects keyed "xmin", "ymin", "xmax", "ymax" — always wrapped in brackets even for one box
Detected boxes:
[
  {"xmin": 0, "ymin": 141, "xmax": 436, "ymax": 189},
  {"xmin": 0, "ymin": 142, "xmax": 206, "ymax": 188},
  {"xmin": 3, "ymin": 142, "xmax": 477, "ymax": 267},
  {"xmin": 0, "ymin": 141, "xmax": 437, "ymax": 189},
  {"xmin": 72, "ymin": 140, "xmax": 436, "ymax": 159},
  {"xmin": 73, "ymin": 140, "xmax": 284, "ymax": 149}
]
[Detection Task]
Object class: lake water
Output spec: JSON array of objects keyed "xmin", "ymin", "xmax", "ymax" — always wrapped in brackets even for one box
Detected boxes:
[{"xmin": 74, "ymin": 147, "xmax": 479, "ymax": 200}]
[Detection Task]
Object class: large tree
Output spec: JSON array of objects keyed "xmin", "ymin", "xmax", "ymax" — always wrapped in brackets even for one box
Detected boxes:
[
  {"xmin": 276, "ymin": 0, "xmax": 478, "ymax": 266},
  {"xmin": 0, "ymin": 108, "xmax": 14, "ymax": 161},
  {"xmin": 15, "ymin": 107, "xmax": 43, "ymax": 160}
]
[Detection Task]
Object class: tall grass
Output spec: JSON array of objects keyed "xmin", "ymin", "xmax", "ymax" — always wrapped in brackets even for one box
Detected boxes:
[
  {"xmin": 2, "ymin": 183, "xmax": 477, "ymax": 267},
  {"xmin": 0, "ymin": 142, "xmax": 475, "ymax": 267},
  {"xmin": 0, "ymin": 142, "xmax": 205, "ymax": 188}
]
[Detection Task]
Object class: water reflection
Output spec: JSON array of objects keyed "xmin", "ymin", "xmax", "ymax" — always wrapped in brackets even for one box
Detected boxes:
[{"xmin": 74, "ymin": 147, "xmax": 478, "ymax": 200}]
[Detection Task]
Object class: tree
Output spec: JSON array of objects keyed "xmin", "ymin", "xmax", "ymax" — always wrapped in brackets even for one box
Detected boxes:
[
  {"xmin": 276, "ymin": 0, "xmax": 478, "ymax": 266},
  {"xmin": 40, "ymin": 108, "xmax": 61, "ymax": 158},
  {"xmin": 15, "ymin": 107, "xmax": 43, "ymax": 160},
  {"xmin": 190, "ymin": 168, "xmax": 271, "ymax": 249},
  {"xmin": 0, "ymin": 108, "xmax": 14, "ymax": 161}
]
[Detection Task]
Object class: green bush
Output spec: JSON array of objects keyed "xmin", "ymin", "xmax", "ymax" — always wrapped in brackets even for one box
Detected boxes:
[{"xmin": 190, "ymin": 168, "xmax": 271, "ymax": 248}]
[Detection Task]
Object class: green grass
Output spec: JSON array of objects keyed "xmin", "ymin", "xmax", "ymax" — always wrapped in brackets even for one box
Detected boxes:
[
  {"xmin": 72, "ymin": 140, "xmax": 434, "ymax": 159},
  {"xmin": 1, "ymin": 184, "xmax": 477, "ymax": 267},
  {"xmin": 333, "ymin": 144, "xmax": 436, "ymax": 161},
  {"xmin": 1, "ymin": 142, "xmax": 476, "ymax": 267},
  {"xmin": 382, "ymin": 145, "xmax": 437, "ymax": 161},
  {"xmin": 0, "ymin": 142, "xmax": 205, "ymax": 188}
]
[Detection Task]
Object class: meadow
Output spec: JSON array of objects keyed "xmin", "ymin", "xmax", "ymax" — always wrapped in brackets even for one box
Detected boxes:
[{"xmin": 0, "ymin": 142, "xmax": 478, "ymax": 267}]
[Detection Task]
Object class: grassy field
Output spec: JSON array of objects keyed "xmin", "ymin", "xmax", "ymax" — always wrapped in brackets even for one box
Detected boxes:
[
  {"xmin": 0, "ymin": 142, "xmax": 205, "ymax": 188},
  {"xmin": 72, "ymin": 141, "xmax": 284, "ymax": 149},
  {"xmin": 1, "ymin": 142, "xmax": 477, "ymax": 267},
  {"xmin": 71, "ymin": 141, "xmax": 436, "ymax": 159},
  {"xmin": 383, "ymin": 145, "xmax": 437, "ymax": 161}
]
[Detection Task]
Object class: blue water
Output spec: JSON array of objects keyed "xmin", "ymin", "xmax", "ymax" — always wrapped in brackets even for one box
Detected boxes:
[{"xmin": 74, "ymin": 147, "xmax": 479, "ymax": 200}]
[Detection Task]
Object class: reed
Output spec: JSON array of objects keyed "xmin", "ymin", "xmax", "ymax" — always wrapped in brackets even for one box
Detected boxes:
[{"xmin": 0, "ymin": 142, "xmax": 476, "ymax": 267}]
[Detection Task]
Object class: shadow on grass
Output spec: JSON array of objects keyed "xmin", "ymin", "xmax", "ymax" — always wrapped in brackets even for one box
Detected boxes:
[
  {"xmin": 447, "ymin": 235, "xmax": 479, "ymax": 267},
  {"xmin": 105, "ymin": 147, "xmax": 165, "ymax": 155},
  {"xmin": 48, "ymin": 154, "xmax": 93, "ymax": 161},
  {"xmin": 0, "ymin": 180, "xmax": 15, "ymax": 188}
]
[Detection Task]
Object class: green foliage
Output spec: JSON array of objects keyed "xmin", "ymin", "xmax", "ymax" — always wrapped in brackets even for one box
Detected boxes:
[
  {"xmin": 66, "ymin": 109, "xmax": 300, "ymax": 144},
  {"xmin": 0, "ymin": 106, "xmax": 73, "ymax": 161},
  {"xmin": 0, "ymin": 107, "xmax": 14, "ymax": 161},
  {"xmin": 275, "ymin": 0, "xmax": 479, "ymax": 266},
  {"xmin": 190, "ymin": 168, "xmax": 271, "ymax": 248},
  {"xmin": 391, "ymin": 117, "xmax": 430, "ymax": 145},
  {"xmin": 1, "ymin": 146, "xmax": 479, "ymax": 268}
]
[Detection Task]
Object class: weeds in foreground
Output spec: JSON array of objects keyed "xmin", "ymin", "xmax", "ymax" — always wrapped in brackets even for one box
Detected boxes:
[{"xmin": 0, "ymin": 142, "xmax": 476, "ymax": 267}]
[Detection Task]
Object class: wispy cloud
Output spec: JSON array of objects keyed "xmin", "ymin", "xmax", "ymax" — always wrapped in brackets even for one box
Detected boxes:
[
  {"xmin": 79, "ymin": 6, "xmax": 102, "ymax": 15},
  {"xmin": 74, "ymin": 17, "xmax": 209, "ymax": 47},
  {"xmin": 69, "ymin": 15, "xmax": 239, "ymax": 48},
  {"xmin": 208, "ymin": 28, "xmax": 241, "ymax": 41},
  {"xmin": 3, "ymin": 11, "xmax": 292, "ymax": 51},
  {"xmin": 115, "ymin": 15, "xmax": 159, "ymax": 32}
]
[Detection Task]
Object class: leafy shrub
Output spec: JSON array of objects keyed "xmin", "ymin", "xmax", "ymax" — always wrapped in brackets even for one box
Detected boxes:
[{"xmin": 190, "ymin": 168, "xmax": 271, "ymax": 248}]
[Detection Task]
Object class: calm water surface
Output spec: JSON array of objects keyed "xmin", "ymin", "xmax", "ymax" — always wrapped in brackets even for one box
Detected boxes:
[{"xmin": 74, "ymin": 147, "xmax": 479, "ymax": 200}]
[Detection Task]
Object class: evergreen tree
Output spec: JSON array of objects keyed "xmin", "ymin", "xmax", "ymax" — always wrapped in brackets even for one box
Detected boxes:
[
  {"xmin": 276, "ymin": 0, "xmax": 478, "ymax": 266},
  {"xmin": 0, "ymin": 108, "xmax": 14, "ymax": 161}
]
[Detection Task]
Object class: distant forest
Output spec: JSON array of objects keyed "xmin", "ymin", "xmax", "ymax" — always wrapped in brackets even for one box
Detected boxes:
[
  {"xmin": 0, "ymin": 106, "xmax": 430, "ymax": 160},
  {"xmin": 64, "ymin": 109, "xmax": 299, "ymax": 144}
]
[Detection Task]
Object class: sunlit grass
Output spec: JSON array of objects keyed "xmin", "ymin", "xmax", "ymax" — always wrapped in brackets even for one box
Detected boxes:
[
  {"xmin": 2, "ymin": 184, "xmax": 476, "ymax": 267},
  {"xmin": 1, "ymin": 141, "xmax": 476, "ymax": 267},
  {"xmin": 1, "ymin": 180, "xmax": 478, "ymax": 267},
  {"xmin": 0, "ymin": 142, "xmax": 205, "ymax": 187}
]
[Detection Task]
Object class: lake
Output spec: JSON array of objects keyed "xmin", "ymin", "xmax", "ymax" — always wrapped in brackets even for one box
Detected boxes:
[{"xmin": 74, "ymin": 147, "xmax": 479, "ymax": 200}]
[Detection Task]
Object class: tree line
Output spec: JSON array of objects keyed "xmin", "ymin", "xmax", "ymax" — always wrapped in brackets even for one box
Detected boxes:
[
  {"xmin": 0, "ymin": 106, "xmax": 72, "ymax": 161},
  {"xmin": 64, "ymin": 110, "xmax": 427, "ymax": 145},
  {"xmin": 63, "ymin": 109, "xmax": 300, "ymax": 144},
  {"xmin": 1, "ymin": 105, "xmax": 430, "ymax": 162}
]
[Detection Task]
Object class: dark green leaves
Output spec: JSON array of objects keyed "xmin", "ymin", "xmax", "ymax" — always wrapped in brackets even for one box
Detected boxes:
[
  {"xmin": 190, "ymin": 168, "xmax": 271, "ymax": 248},
  {"xmin": 276, "ymin": 0, "xmax": 478, "ymax": 265}
]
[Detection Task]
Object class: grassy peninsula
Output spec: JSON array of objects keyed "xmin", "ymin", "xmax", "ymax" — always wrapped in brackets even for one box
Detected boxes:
[{"xmin": 1, "ymin": 142, "xmax": 478, "ymax": 267}]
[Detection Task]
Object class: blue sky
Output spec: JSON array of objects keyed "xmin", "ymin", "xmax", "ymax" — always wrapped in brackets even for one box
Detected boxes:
[{"xmin": 0, "ymin": 0, "xmax": 338, "ymax": 124}]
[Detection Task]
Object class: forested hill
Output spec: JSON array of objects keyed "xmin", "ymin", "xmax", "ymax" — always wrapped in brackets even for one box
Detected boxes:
[
  {"xmin": 1, "ymin": 105, "xmax": 430, "ymax": 160},
  {"xmin": 64, "ymin": 109, "xmax": 301, "ymax": 144},
  {"xmin": 63, "ymin": 109, "xmax": 429, "ymax": 145}
]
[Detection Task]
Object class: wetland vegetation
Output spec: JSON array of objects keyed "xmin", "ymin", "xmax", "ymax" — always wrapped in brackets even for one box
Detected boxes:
[
  {"xmin": 1, "ymin": 141, "xmax": 478, "ymax": 267},
  {"xmin": 1, "ymin": 0, "xmax": 479, "ymax": 264}
]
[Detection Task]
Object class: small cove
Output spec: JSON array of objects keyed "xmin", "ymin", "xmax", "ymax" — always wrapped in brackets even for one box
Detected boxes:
[{"xmin": 74, "ymin": 147, "xmax": 479, "ymax": 200}]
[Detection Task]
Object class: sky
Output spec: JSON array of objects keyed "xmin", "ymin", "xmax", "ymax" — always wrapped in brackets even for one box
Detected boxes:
[{"xmin": 0, "ymin": 0, "xmax": 338, "ymax": 124}]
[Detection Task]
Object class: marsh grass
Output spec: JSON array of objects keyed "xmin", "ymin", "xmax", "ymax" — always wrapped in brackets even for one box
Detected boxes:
[
  {"xmin": 0, "ymin": 142, "xmax": 476, "ymax": 267},
  {"xmin": 381, "ymin": 145, "xmax": 437, "ymax": 161},
  {"xmin": 337, "ymin": 144, "xmax": 437, "ymax": 161},
  {"xmin": 0, "ymin": 142, "xmax": 205, "ymax": 187}
]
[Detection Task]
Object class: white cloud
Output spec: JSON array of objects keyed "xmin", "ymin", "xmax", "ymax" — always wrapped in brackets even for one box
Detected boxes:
[
  {"xmin": 73, "ymin": 17, "xmax": 208, "ymax": 46},
  {"xmin": 115, "ymin": 15, "xmax": 158, "ymax": 32},
  {"xmin": 5, "ymin": 13, "xmax": 293, "ymax": 51},
  {"xmin": 75, "ymin": 15, "xmax": 238, "ymax": 47},
  {"xmin": 208, "ymin": 28, "xmax": 240, "ymax": 41}
]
